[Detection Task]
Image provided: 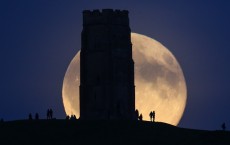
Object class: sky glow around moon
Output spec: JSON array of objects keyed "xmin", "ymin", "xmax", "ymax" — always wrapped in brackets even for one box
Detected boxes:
[{"xmin": 62, "ymin": 33, "xmax": 187, "ymax": 125}]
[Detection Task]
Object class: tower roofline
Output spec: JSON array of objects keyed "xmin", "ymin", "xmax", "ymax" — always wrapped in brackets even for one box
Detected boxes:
[
  {"xmin": 83, "ymin": 9, "xmax": 129, "ymax": 26},
  {"xmin": 83, "ymin": 9, "xmax": 129, "ymax": 16}
]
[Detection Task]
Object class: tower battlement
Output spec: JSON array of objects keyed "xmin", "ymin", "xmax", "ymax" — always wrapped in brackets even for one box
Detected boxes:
[{"xmin": 83, "ymin": 9, "xmax": 129, "ymax": 26}]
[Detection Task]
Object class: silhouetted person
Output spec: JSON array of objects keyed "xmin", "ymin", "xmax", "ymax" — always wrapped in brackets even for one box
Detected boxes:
[
  {"xmin": 152, "ymin": 111, "xmax": 155, "ymax": 122},
  {"xmin": 46, "ymin": 109, "xmax": 53, "ymax": 119},
  {"xmin": 135, "ymin": 109, "xmax": 139, "ymax": 120},
  {"xmin": 29, "ymin": 113, "xmax": 33, "ymax": 120},
  {"xmin": 139, "ymin": 114, "xmax": 143, "ymax": 121},
  {"xmin": 35, "ymin": 113, "xmax": 39, "ymax": 120},
  {"xmin": 66, "ymin": 115, "xmax": 70, "ymax": 120},
  {"xmin": 149, "ymin": 111, "xmax": 153, "ymax": 122},
  {"xmin": 70, "ymin": 115, "xmax": 77, "ymax": 121},
  {"xmin": 222, "ymin": 123, "xmax": 226, "ymax": 131},
  {"xmin": 50, "ymin": 108, "xmax": 53, "ymax": 119}
]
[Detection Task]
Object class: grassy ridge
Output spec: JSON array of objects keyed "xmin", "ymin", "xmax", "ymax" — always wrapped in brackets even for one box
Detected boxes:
[{"xmin": 0, "ymin": 120, "xmax": 229, "ymax": 145}]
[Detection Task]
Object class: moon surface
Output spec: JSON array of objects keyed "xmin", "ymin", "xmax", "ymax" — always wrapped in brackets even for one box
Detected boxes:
[{"xmin": 62, "ymin": 33, "xmax": 187, "ymax": 125}]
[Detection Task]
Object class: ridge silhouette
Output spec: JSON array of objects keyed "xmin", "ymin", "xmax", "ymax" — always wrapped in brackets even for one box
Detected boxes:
[{"xmin": 0, "ymin": 120, "xmax": 229, "ymax": 145}]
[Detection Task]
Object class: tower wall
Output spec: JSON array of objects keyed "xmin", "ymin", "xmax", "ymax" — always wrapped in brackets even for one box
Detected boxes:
[{"xmin": 80, "ymin": 9, "xmax": 135, "ymax": 120}]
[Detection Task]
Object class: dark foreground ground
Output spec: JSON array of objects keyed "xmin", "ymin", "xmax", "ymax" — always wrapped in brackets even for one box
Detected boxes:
[{"xmin": 0, "ymin": 120, "xmax": 229, "ymax": 145}]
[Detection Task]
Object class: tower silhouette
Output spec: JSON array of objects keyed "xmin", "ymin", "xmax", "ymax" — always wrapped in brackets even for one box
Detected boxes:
[{"xmin": 80, "ymin": 9, "xmax": 135, "ymax": 120}]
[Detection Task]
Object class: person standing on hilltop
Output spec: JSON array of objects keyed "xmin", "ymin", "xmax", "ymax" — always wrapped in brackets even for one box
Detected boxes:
[
  {"xmin": 28, "ymin": 113, "xmax": 32, "ymax": 120},
  {"xmin": 47, "ymin": 109, "xmax": 53, "ymax": 119},
  {"xmin": 152, "ymin": 111, "xmax": 155, "ymax": 122},
  {"xmin": 50, "ymin": 109, "xmax": 53, "ymax": 119},
  {"xmin": 139, "ymin": 114, "xmax": 143, "ymax": 121},
  {"xmin": 149, "ymin": 111, "xmax": 153, "ymax": 122},
  {"xmin": 222, "ymin": 123, "xmax": 226, "ymax": 131}
]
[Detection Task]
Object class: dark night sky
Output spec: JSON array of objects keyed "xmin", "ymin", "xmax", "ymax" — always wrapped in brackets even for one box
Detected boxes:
[{"xmin": 1, "ymin": 0, "xmax": 230, "ymax": 130}]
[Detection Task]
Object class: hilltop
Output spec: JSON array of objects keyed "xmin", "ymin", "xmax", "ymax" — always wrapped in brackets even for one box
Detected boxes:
[{"xmin": 0, "ymin": 120, "xmax": 229, "ymax": 145}]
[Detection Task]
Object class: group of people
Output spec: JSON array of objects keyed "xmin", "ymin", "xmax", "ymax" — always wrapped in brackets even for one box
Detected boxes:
[
  {"xmin": 27, "ymin": 109, "xmax": 79, "ymax": 121},
  {"xmin": 149, "ymin": 111, "xmax": 155, "ymax": 122},
  {"xmin": 135, "ymin": 109, "xmax": 142, "ymax": 121},
  {"xmin": 18, "ymin": 110, "xmax": 230, "ymax": 131},
  {"xmin": 66, "ymin": 115, "xmax": 77, "ymax": 120},
  {"xmin": 28, "ymin": 113, "xmax": 39, "ymax": 120},
  {"xmin": 47, "ymin": 108, "xmax": 53, "ymax": 119},
  {"xmin": 135, "ymin": 110, "xmax": 155, "ymax": 122},
  {"xmin": 27, "ymin": 108, "xmax": 54, "ymax": 120}
]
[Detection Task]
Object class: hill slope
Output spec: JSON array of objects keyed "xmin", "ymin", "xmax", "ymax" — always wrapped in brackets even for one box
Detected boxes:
[{"xmin": 0, "ymin": 120, "xmax": 229, "ymax": 145}]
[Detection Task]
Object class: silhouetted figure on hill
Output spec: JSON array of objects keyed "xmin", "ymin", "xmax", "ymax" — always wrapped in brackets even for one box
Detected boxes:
[
  {"xmin": 70, "ymin": 115, "xmax": 74, "ymax": 120},
  {"xmin": 35, "ymin": 113, "xmax": 39, "ymax": 120},
  {"xmin": 70, "ymin": 115, "xmax": 77, "ymax": 121},
  {"xmin": 50, "ymin": 109, "xmax": 53, "ymax": 119},
  {"xmin": 139, "ymin": 114, "xmax": 143, "ymax": 121},
  {"xmin": 152, "ymin": 111, "xmax": 155, "ymax": 122},
  {"xmin": 46, "ymin": 109, "xmax": 53, "ymax": 119},
  {"xmin": 135, "ymin": 109, "xmax": 139, "ymax": 120},
  {"xmin": 29, "ymin": 113, "xmax": 33, "ymax": 120},
  {"xmin": 66, "ymin": 115, "xmax": 70, "ymax": 120},
  {"xmin": 149, "ymin": 111, "xmax": 155, "ymax": 122},
  {"xmin": 149, "ymin": 111, "xmax": 153, "ymax": 122},
  {"xmin": 222, "ymin": 123, "xmax": 226, "ymax": 131}
]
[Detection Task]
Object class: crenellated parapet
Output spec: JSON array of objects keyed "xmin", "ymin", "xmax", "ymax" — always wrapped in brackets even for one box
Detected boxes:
[{"xmin": 83, "ymin": 9, "xmax": 129, "ymax": 26}]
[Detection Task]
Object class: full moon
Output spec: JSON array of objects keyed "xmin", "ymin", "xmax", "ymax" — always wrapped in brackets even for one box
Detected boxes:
[{"xmin": 62, "ymin": 33, "xmax": 187, "ymax": 125}]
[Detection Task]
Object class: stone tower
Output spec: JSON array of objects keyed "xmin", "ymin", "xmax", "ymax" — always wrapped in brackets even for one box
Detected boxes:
[{"xmin": 80, "ymin": 9, "xmax": 135, "ymax": 120}]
